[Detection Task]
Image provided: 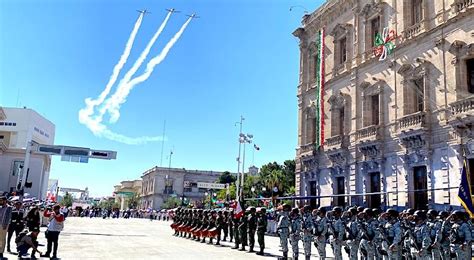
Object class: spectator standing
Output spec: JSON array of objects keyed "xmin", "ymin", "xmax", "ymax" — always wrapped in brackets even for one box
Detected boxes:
[
  {"xmin": 7, "ymin": 201, "xmax": 25, "ymax": 253},
  {"xmin": 41, "ymin": 205, "xmax": 64, "ymax": 259},
  {"xmin": 0, "ymin": 196, "xmax": 12, "ymax": 260},
  {"xmin": 26, "ymin": 206, "xmax": 41, "ymax": 232}
]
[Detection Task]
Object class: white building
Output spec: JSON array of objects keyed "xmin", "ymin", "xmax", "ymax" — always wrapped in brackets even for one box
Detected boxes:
[{"xmin": 0, "ymin": 107, "xmax": 55, "ymax": 199}]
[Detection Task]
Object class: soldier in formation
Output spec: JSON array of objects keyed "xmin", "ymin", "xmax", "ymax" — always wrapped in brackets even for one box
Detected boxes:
[{"xmin": 171, "ymin": 205, "xmax": 474, "ymax": 260}]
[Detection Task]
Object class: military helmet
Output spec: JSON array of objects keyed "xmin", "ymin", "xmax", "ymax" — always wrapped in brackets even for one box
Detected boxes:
[
  {"xmin": 357, "ymin": 206, "xmax": 365, "ymax": 212},
  {"xmin": 438, "ymin": 211, "xmax": 449, "ymax": 219},
  {"xmin": 282, "ymin": 204, "xmax": 291, "ymax": 211},
  {"xmin": 363, "ymin": 208, "xmax": 373, "ymax": 217},
  {"xmin": 333, "ymin": 206, "xmax": 343, "ymax": 213},
  {"xmin": 349, "ymin": 207, "xmax": 358, "ymax": 216},
  {"xmin": 318, "ymin": 206, "xmax": 326, "ymax": 214},
  {"xmin": 260, "ymin": 208, "xmax": 267, "ymax": 214},
  {"xmin": 427, "ymin": 209, "xmax": 438, "ymax": 218},
  {"xmin": 413, "ymin": 210, "xmax": 427, "ymax": 220},
  {"xmin": 386, "ymin": 208, "xmax": 399, "ymax": 218},
  {"xmin": 406, "ymin": 208, "xmax": 415, "ymax": 215},
  {"xmin": 372, "ymin": 208, "xmax": 381, "ymax": 216},
  {"xmin": 303, "ymin": 205, "xmax": 312, "ymax": 213},
  {"xmin": 249, "ymin": 207, "xmax": 256, "ymax": 212},
  {"xmin": 291, "ymin": 207, "xmax": 300, "ymax": 215},
  {"xmin": 452, "ymin": 210, "xmax": 465, "ymax": 220}
]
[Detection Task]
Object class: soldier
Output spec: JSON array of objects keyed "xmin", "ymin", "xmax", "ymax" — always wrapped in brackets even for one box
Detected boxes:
[
  {"xmin": 247, "ymin": 207, "xmax": 257, "ymax": 252},
  {"xmin": 312, "ymin": 207, "xmax": 328, "ymax": 258},
  {"xmin": 277, "ymin": 204, "xmax": 291, "ymax": 259},
  {"xmin": 331, "ymin": 206, "xmax": 345, "ymax": 260},
  {"xmin": 256, "ymin": 208, "xmax": 267, "ymax": 255},
  {"xmin": 238, "ymin": 210, "xmax": 248, "ymax": 251},
  {"xmin": 433, "ymin": 211, "xmax": 451, "ymax": 260},
  {"xmin": 426, "ymin": 209, "xmax": 442, "ymax": 260},
  {"xmin": 231, "ymin": 210, "xmax": 241, "ymax": 249},
  {"xmin": 215, "ymin": 211, "xmax": 224, "ymax": 245},
  {"xmin": 289, "ymin": 207, "xmax": 302, "ymax": 260},
  {"xmin": 410, "ymin": 210, "xmax": 431, "ymax": 259},
  {"xmin": 449, "ymin": 210, "xmax": 472, "ymax": 259},
  {"xmin": 228, "ymin": 210, "xmax": 234, "ymax": 243},
  {"xmin": 345, "ymin": 207, "xmax": 360, "ymax": 260},
  {"xmin": 381, "ymin": 209, "xmax": 402, "ymax": 260},
  {"xmin": 7, "ymin": 201, "xmax": 25, "ymax": 253},
  {"xmin": 301, "ymin": 205, "xmax": 313, "ymax": 260},
  {"xmin": 207, "ymin": 211, "xmax": 217, "ymax": 245},
  {"xmin": 222, "ymin": 210, "xmax": 229, "ymax": 241},
  {"xmin": 360, "ymin": 208, "xmax": 381, "ymax": 260}
]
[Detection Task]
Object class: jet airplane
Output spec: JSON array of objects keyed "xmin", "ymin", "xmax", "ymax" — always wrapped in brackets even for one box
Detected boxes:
[
  {"xmin": 166, "ymin": 8, "xmax": 180, "ymax": 13},
  {"xmin": 137, "ymin": 9, "xmax": 151, "ymax": 15},
  {"xmin": 186, "ymin": 13, "xmax": 200, "ymax": 19}
]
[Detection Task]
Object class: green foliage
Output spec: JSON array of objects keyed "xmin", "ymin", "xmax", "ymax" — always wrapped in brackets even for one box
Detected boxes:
[
  {"xmin": 218, "ymin": 171, "xmax": 236, "ymax": 184},
  {"xmin": 62, "ymin": 192, "xmax": 73, "ymax": 208},
  {"xmin": 98, "ymin": 200, "xmax": 114, "ymax": 210},
  {"xmin": 162, "ymin": 197, "xmax": 181, "ymax": 209},
  {"xmin": 257, "ymin": 160, "xmax": 295, "ymax": 197},
  {"xmin": 217, "ymin": 183, "xmax": 236, "ymax": 201},
  {"xmin": 127, "ymin": 192, "xmax": 140, "ymax": 209}
]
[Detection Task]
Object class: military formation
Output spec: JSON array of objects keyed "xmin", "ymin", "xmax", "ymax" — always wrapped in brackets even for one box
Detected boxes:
[
  {"xmin": 171, "ymin": 204, "xmax": 473, "ymax": 259},
  {"xmin": 170, "ymin": 207, "xmax": 268, "ymax": 255}
]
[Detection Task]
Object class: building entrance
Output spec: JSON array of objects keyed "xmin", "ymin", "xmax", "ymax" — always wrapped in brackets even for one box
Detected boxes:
[{"xmin": 413, "ymin": 166, "xmax": 428, "ymax": 210}]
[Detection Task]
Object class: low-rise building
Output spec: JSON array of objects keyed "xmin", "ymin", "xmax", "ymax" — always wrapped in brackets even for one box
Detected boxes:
[
  {"xmin": 0, "ymin": 107, "xmax": 55, "ymax": 199},
  {"xmin": 140, "ymin": 166, "xmax": 225, "ymax": 210},
  {"xmin": 113, "ymin": 180, "xmax": 142, "ymax": 210}
]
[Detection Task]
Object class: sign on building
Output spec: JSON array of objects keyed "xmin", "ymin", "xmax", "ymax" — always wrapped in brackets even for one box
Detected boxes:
[{"xmin": 197, "ymin": 182, "xmax": 227, "ymax": 190}]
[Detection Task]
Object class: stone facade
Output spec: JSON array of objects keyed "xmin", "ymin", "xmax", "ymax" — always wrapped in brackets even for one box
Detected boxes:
[
  {"xmin": 294, "ymin": 0, "xmax": 474, "ymax": 210},
  {"xmin": 113, "ymin": 180, "xmax": 142, "ymax": 210},
  {"xmin": 140, "ymin": 166, "xmax": 224, "ymax": 210}
]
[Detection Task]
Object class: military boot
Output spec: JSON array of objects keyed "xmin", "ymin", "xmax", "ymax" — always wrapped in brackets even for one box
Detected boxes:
[{"xmin": 282, "ymin": 252, "xmax": 288, "ymax": 259}]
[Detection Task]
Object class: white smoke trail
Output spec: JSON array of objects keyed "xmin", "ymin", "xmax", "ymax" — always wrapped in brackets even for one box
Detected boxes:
[
  {"xmin": 79, "ymin": 13, "xmax": 144, "ymax": 125},
  {"xmin": 96, "ymin": 11, "xmax": 173, "ymax": 123},
  {"xmin": 103, "ymin": 17, "xmax": 193, "ymax": 124}
]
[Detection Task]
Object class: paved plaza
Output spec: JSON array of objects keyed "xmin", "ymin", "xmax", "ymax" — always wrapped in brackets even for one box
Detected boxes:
[{"xmin": 3, "ymin": 217, "xmax": 346, "ymax": 259}]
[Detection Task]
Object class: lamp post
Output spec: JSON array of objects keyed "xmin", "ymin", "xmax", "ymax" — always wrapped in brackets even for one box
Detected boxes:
[
  {"xmin": 204, "ymin": 191, "xmax": 209, "ymax": 209},
  {"xmin": 239, "ymin": 133, "xmax": 253, "ymax": 200},
  {"xmin": 261, "ymin": 187, "xmax": 267, "ymax": 207}
]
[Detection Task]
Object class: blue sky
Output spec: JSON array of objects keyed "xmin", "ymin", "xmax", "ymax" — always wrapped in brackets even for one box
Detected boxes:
[{"xmin": 0, "ymin": 0, "xmax": 322, "ymax": 197}]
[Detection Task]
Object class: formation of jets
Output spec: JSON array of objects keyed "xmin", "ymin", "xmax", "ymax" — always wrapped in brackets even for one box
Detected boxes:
[{"xmin": 136, "ymin": 8, "xmax": 199, "ymax": 18}]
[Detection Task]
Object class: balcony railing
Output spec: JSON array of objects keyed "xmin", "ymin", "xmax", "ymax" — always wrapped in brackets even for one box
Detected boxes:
[
  {"xmin": 399, "ymin": 112, "xmax": 426, "ymax": 130},
  {"xmin": 403, "ymin": 23, "xmax": 422, "ymax": 39},
  {"xmin": 163, "ymin": 189, "xmax": 176, "ymax": 195},
  {"xmin": 299, "ymin": 143, "xmax": 315, "ymax": 154},
  {"xmin": 451, "ymin": 96, "xmax": 474, "ymax": 115},
  {"xmin": 325, "ymin": 135, "xmax": 345, "ymax": 147},
  {"xmin": 356, "ymin": 125, "xmax": 379, "ymax": 140},
  {"xmin": 453, "ymin": 0, "xmax": 473, "ymax": 12}
]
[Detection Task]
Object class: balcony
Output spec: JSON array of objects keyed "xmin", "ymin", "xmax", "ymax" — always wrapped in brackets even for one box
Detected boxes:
[
  {"xmin": 325, "ymin": 135, "xmax": 348, "ymax": 151},
  {"xmin": 449, "ymin": 96, "xmax": 474, "ymax": 127},
  {"xmin": 403, "ymin": 23, "xmax": 422, "ymax": 39},
  {"xmin": 452, "ymin": 0, "xmax": 473, "ymax": 13},
  {"xmin": 356, "ymin": 125, "xmax": 380, "ymax": 141},
  {"xmin": 163, "ymin": 189, "xmax": 176, "ymax": 195},
  {"xmin": 299, "ymin": 143, "xmax": 315, "ymax": 155},
  {"xmin": 184, "ymin": 191, "xmax": 205, "ymax": 198},
  {"xmin": 398, "ymin": 112, "xmax": 426, "ymax": 131}
]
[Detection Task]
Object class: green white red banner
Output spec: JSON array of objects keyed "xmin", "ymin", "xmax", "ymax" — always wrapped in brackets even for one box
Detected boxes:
[{"xmin": 314, "ymin": 29, "xmax": 325, "ymax": 148}]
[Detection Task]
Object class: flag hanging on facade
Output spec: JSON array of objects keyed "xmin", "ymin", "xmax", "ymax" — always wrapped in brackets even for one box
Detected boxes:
[
  {"xmin": 458, "ymin": 159, "xmax": 474, "ymax": 218},
  {"xmin": 314, "ymin": 29, "xmax": 325, "ymax": 148}
]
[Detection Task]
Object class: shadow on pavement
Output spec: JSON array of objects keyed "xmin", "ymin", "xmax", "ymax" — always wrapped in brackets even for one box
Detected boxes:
[{"xmin": 61, "ymin": 232, "xmax": 144, "ymax": 237}]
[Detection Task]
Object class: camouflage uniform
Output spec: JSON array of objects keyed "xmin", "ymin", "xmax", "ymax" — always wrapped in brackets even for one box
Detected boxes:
[
  {"xmin": 435, "ymin": 219, "xmax": 452, "ymax": 260},
  {"xmin": 346, "ymin": 216, "xmax": 361, "ymax": 260},
  {"xmin": 450, "ymin": 219, "xmax": 472, "ymax": 260},
  {"xmin": 256, "ymin": 210, "xmax": 267, "ymax": 255},
  {"xmin": 232, "ymin": 215, "xmax": 240, "ymax": 249},
  {"xmin": 360, "ymin": 218, "xmax": 378, "ymax": 260},
  {"xmin": 331, "ymin": 217, "xmax": 345, "ymax": 260},
  {"xmin": 301, "ymin": 212, "xmax": 314, "ymax": 259},
  {"xmin": 247, "ymin": 211, "xmax": 257, "ymax": 252},
  {"xmin": 313, "ymin": 212, "xmax": 328, "ymax": 259},
  {"xmin": 383, "ymin": 219, "xmax": 402, "ymax": 260},
  {"xmin": 427, "ymin": 218, "xmax": 442, "ymax": 260},
  {"xmin": 411, "ymin": 220, "xmax": 431, "ymax": 260},
  {"xmin": 289, "ymin": 212, "xmax": 302, "ymax": 259},
  {"xmin": 238, "ymin": 214, "xmax": 248, "ymax": 250},
  {"xmin": 277, "ymin": 211, "xmax": 290, "ymax": 257}
]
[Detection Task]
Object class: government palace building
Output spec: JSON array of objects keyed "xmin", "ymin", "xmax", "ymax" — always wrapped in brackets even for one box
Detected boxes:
[{"xmin": 293, "ymin": 0, "xmax": 474, "ymax": 211}]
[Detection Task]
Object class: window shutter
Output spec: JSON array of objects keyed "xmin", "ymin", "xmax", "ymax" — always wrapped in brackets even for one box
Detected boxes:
[
  {"xmin": 363, "ymin": 95, "xmax": 372, "ymax": 127},
  {"xmin": 331, "ymin": 109, "xmax": 340, "ymax": 136}
]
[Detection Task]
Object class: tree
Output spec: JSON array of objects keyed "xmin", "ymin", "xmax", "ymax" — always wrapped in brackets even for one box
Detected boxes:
[
  {"xmin": 218, "ymin": 171, "xmax": 236, "ymax": 184},
  {"xmin": 162, "ymin": 197, "xmax": 181, "ymax": 209},
  {"xmin": 128, "ymin": 192, "xmax": 140, "ymax": 209},
  {"xmin": 217, "ymin": 183, "xmax": 236, "ymax": 201},
  {"xmin": 62, "ymin": 192, "xmax": 73, "ymax": 207},
  {"xmin": 98, "ymin": 200, "xmax": 114, "ymax": 210}
]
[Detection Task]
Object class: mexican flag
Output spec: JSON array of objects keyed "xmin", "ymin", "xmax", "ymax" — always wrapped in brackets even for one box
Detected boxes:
[
  {"xmin": 314, "ymin": 29, "xmax": 325, "ymax": 148},
  {"xmin": 234, "ymin": 201, "xmax": 244, "ymax": 219}
]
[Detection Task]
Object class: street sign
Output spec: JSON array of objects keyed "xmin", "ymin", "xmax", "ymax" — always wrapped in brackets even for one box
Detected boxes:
[
  {"xmin": 90, "ymin": 150, "xmax": 117, "ymax": 160},
  {"xmin": 197, "ymin": 182, "xmax": 227, "ymax": 190},
  {"xmin": 35, "ymin": 143, "xmax": 117, "ymax": 162}
]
